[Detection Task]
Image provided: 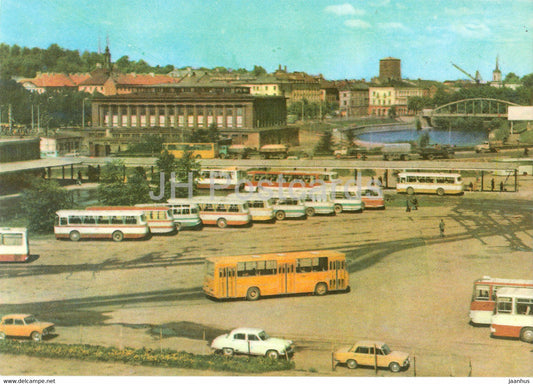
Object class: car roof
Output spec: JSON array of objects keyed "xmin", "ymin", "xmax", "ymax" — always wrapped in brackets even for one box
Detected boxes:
[
  {"xmin": 355, "ymin": 340, "xmax": 387, "ymax": 347},
  {"xmin": 2, "ymin": 314, "xmax": 32, "ymax": 319},
  {"xmin": 230, "ymin": 327, "xmax": 265, "ymax": 334}
]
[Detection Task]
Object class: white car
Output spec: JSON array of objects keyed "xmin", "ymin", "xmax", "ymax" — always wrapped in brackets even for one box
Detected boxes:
[{"xmin": 211, "ymin": 328, "xmax": 294, "ymax": 359}]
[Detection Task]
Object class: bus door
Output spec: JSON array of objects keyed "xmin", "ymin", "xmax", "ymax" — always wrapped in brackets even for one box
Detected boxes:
[
  {"xmin": 218, "ymin": 266, "xmax": 237, "ymax": 298},
  {"xmin": 329, "ymin": 259, "xmax": 346, "ymax": 290},
  {"xmin": 278, "ymin": 262, "xmax": 295, "ymax": 294}
]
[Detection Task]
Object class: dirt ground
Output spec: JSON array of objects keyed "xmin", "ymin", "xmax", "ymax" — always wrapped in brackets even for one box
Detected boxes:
[{"xmin": 0, "ymin": 183, "xmax": 532, "ymax": 378}]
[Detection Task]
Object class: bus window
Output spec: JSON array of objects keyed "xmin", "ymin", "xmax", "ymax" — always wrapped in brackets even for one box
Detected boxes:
[
  {"xmin": 97, "ymin": 216, "xmax": 110, "ymax": 225},
  {"xmin": 497, "ymin": 297, "xmax": 513, "ymax": 313},
  {"xmin": 60, "ymin": 217, "xmax": 68, "ymax": 226},
  {"xmin": 475, "ymin": 285, "xmax": 490, "ymax": 300},
  {"xmin": 111, "ymin": 216, "xmax": 123, "ymax": 224},
  {"xmin": 69, "ymin": 216, "xmax": 82, "ymax": 224},
  {"xmin": 229, "ymin": 204, "xmax": 239, "ymax": 212},
  {"xmin": 1, "ymin": 233, "xmax": 22, "ymax": 246},
  {"xmin": 83, "ymin": 216, "xmax": 96, "ymax": 224}
]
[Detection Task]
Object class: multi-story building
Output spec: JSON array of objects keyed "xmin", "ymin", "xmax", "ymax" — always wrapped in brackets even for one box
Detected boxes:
[
  {"xmin": 369, "ymin": 83, "xmax": 424, "ymax": 116},
  {"xmin": 379, "ymin": 57, "xmax": 402, "ymax": 82},
  {"xmin": 339, "ymin": 83, "xmax": 369, "ymax": 117},
  {"xmin": 88, "ymin": 84, "xmax": 292, "ymax": 156}
]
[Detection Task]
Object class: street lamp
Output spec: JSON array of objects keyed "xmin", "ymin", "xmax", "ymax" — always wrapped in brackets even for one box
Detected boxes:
[{"xmin": 82, "ymin": 98, "xmax": 89, "ymax": 129}]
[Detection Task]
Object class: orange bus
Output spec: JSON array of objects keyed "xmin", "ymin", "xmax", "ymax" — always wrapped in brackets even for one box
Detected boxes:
[{"xmin": 203, "ymin": 250, "xmax": 349, "ymax": 301}]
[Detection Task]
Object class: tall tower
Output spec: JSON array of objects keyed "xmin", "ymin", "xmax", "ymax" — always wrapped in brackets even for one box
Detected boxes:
[
  {"xmin": 379, "ymin": 57, "xmax": 401, "ymax": 82},
  {"xmin": 492, "ymin": 56, "xmax": 502, "ymax": 83}
]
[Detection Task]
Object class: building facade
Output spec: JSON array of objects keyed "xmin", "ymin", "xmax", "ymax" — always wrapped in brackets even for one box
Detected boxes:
[
  {"xmin": 369, "ymin": 85, "xmax": 423, "ymax": 116},
  {"xmin": 339, "ymin": 83, "xmax": 369, "ymax": 117},
  {"xmin": 379, "ymin": 57, "xmax": 402, "ymax": 82}
]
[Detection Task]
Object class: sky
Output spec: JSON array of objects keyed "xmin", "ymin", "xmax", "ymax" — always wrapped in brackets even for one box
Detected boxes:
[{"xmin": 0, "ymin": 0, "xmax": 532, "ymax": 81}]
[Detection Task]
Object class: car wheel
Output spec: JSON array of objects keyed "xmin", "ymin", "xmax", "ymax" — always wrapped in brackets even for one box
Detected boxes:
[
  {"xmin": 347, "ymin": 359, "xmax": 358, "ymax": 369},
  {"xmin": 246, "ymin": 287, "xmax": 260, "ymax": 301},
  {"xmin": 389, "ymin": 362, "xmax": 401, "ymax": 373},
  {"xmin": 275, "ymin": 210, "xmax": 286, "ymax": 221},
  {"xmin": 222, "ymin": 348, "xmax": 234, "ymax": 357},
  {"xmin": 216, "ymin": 218, "xmax": 228, "ymax": 229},
  {"xmin": 436, "ymin": 188, "xmax": 445, "ymax": 196},
  {"xmin": 31, "ymin": 331, "xmax": 42, "ymax": 342},
  {"xmin": 112, "ymin": 230, "xmax": 124, "ymax": 242},
  {"xmin": 305, "ymin": 207, "xmax": 315, "ymax": 217},
  {"xmin": 69, "ymin": 230, "xmax": 81, "ymax": 241},
  {"xmin": 520, "ymin": 327, "xmax": 533, "ymax": 343},
  {"xmin": 0, "ymin": 331, "xmax": 6, "ymax": 340},
  {"xmin": 314, "ymin": 282, "xmax": 328, "ymax": 296},
  {"xmin": 406, "ymin": 187, "xmax": 414, "ymax": 195},
  {"xmin": 334, "ymin": 204, "xmax": 343, "ymax": 214},
  {"xmin": 266, "ymin": 350, "xmax": 279, "ymax": 360}
]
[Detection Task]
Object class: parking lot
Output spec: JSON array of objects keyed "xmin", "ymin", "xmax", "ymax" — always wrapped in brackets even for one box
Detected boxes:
[{"xmin": 0, "ymin": 187, "xmax": 532, "ymax": 377}]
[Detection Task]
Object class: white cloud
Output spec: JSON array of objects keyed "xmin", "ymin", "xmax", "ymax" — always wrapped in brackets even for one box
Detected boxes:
[
  {"xmin": 325, "ymin": 4, "xmax": 365, "ymax": 16},
  {"xmin": 344, "ymin": 19, "xmax": 371, "ymax": 29},
  {"xmin": 378, "ymin": 22, "xmax": 408, "ymax": 31},
  {"xmin": 450, "ymin": 22, "xmax": 491, "ymax": 38}
]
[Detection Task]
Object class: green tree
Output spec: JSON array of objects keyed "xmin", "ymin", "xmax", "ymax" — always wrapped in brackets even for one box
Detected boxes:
[
  {"xmin": 97, "ymin": 160, "xmax": 151, "ymax": 205},
  {"xmin": 20, "ymin": 179, "xmax": 72, "ymax": 233},
  {"xmin": 387, "ymin": 106, "xmax": 397, "ymax": 119},
  {"xmin": 418, "ymin": 131, "xmax": 430, "ymax": 148},
  {"xmin": 314, "ymin": 131, "xmax": 334, "ymax": 154},
  {"xmin": 504, "ymin": 72, "xmax": 521, "ymax": 84},
  {"xmin": 174, "ymin": 150, "xmax": 200, "ymax": 198}
]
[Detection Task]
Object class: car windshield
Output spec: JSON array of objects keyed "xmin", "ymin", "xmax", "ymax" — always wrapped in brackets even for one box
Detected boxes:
[
  {"xmin": 258, "ymin": 331, "xmax": 270, "ymax": 340},
  {"xmin": 381, "ymin": 344, "xmax": 391, "ymax": 355},
  {"xmin": 24, "ymin": 316, "xmax": 37, "ymax": 324}
]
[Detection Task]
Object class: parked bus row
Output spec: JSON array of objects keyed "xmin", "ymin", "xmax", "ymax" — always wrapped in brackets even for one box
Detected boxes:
[{"xmin": 469, "ymin": 277, "xmax": 533, "ymax": 343}]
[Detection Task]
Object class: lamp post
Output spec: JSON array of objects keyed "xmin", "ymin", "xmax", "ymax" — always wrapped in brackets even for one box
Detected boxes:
[{"xmin": 82, "ymin": 98, "xmax": 88, "ymax": 129}]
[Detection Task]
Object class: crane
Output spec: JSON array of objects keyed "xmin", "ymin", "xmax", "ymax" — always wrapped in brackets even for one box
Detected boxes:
[{"xmin": 451, "ymin": 62, "xmax": 482, "ymax": 84}]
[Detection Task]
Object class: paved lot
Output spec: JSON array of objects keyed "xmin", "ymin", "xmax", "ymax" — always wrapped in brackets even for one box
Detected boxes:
[{"xmin": 0, "ymin": 188, "xmax": 532, "ymax": 377}]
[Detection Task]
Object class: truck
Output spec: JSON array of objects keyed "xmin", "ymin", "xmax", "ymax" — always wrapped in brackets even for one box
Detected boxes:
[
  {"xmin": 218, "ymin": 144, "xmax": 251, "ymax": 159},
  {"xmin": 381, "ymin": 143, "xmax": 412, "ymax": 161},
  {"xmin": 259, "ymin": 144, "xmax": 289, "ymax": 159},
  {"xmin": 475, "ymin": 141, "xmax": 501, "ymax": 153},
  {"xmin": 416, "ymin": 145, "xmax": 455, "ymax": 160},
  {"xmin": 334, "ymin": 146, "xmax": 368, "ymax": 160}
]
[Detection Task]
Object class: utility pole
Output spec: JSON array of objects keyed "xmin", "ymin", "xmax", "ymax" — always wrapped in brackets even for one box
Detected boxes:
[
  {"xmin": 8, "ymin": 104, "xmax": 12, "ymax": 131},
  {"xmin": 31, "ymin": 105, "xmax": 34, "ymax": 131}
]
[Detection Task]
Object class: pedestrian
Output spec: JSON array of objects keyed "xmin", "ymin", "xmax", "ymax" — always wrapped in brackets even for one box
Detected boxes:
[
  {"xmin": 469, "ymin": 182, "xmax": 473, "ymax": 191},
  {"xmin": 439, "ymin": 219, "xmax": 445, "ymax": 237},
  {"xmin": 499, "ymin": 181, "xmax": 504, "ymax": 192},
  {"xmin": 77, "ymin": 170, "xmax": 83, "ymax": 185},
  {"xmin": 412, "ymin": 196, "xmax": 418, "ymax": 210},
  {"xmin": 406, "ymin": 199, "xmax": 411, "ymax": 212},
  {"xmin": 491, "ymin": 178, "xmax": 495, "ymax": 192}
]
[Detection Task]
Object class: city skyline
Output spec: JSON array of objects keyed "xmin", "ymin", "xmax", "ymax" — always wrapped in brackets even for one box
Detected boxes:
[{"xmin": 0, "ymin": 0, "xmax": 532, "ymax": 81}]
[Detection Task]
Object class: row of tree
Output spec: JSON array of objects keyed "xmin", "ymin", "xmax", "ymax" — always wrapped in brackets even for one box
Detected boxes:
[{"xmin": 19, "ymin": 150, "xmax": 200, "ymax": 233}]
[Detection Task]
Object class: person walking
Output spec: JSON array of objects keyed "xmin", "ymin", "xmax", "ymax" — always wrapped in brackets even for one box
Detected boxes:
[
  {"xmin": 491, "ymin": 178, "xmax": 495, "ymax": 192},
  {"xmin": 406, "ymin": 199, "xmax": 411, "ymax": 212},
  {"xmin": 412, "ymin": 196, "xmax": 418, "ymax": 210},
  {"xmin": 77, "ymin": 170, "xmax": 83, "ymax": 185},
  {"xmin": 439, "ymin": 219, "xmax": 445, "ymax": 237}
]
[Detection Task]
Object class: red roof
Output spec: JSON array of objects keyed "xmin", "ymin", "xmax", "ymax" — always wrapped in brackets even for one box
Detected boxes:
[
  {"xmin": 113, "ymin": 73, "xmax": 179, "ymax": 86},
  {"xmin": 30, "ymin": 73, "xmax": 77, "ymax": 87}
]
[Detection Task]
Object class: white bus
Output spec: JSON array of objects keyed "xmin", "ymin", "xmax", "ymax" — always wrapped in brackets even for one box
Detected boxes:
[
  {"xmin": 490, "ymin": 287, "xmax": 533, "ymax": 343},
  {"xmin": 54, "ymin": 210, "xmax": 150, "ymax": 242},
  {"xmin": 145, "ymin": 200, "xmax": 203, "ymax": 230},
  {"xmin": 190, "ymin": 197, "xmax": 252, "ymax": 228},
  {"xmin": 0, "ymin": 228, "xmax": 30, "ymax": 262},
  {"xmin": 396, "ymin": 172, "xmax": 464, "ymax": 196},
  {"xmin": 269, "ymin": 196, "xmax": 307, "ymax": 221},
  {"xmin": 89, "ymin": 206, "xmax": 176, "ymax": 234},
  {"xmin": 301, "ymin": 191, "xmax": 335, "ymax": 217},
  {"xmin": 227, "ymin": 193, "xmax": 275, "ymax": 223},
  {"xmin": 197, "ymin": 168, "xmax": 247, "ymax": 190}
]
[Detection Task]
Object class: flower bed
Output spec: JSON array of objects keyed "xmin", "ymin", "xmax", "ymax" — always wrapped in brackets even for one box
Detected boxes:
[{"xmin": 0, "ymin": 340, "xmax": 294, "ymax": 373}]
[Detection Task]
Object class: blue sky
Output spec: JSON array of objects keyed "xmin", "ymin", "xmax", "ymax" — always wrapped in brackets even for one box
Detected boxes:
[{"xmin": 1, "ymin": 0, "xmax": 532, "ymax": 81}]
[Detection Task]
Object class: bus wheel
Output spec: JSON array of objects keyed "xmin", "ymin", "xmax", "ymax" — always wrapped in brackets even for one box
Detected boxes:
[
  {"xmin": 436, "ymin": 188, "xmax": 445, "ymax": 196},
  {"xmin": 314, "ymin": 282, "xmax": 328, "ymax": 296},
  {"xmin": 112, "ymin": 231, "xmax": 124, "ymax": 242},
  {"xmin": 219, "ymin": 153, "xmax": 226, "ymax": 159},
  {"xmin": 334, "ymin": 204, "xmax": 343, "ymax": 214},
  {"xmin": 520, "ymin": 328, "xmax": 533, "ymax": 343},
  {"xmin": 217, "ymin": 218, "xmax": 228, "ymax": 228},
  {"xmin": 406, "ymin": 187, "xmax": 414, "ymax": 195},
  {"xmin": 347, "ymin": 359, "xmax": 358, "ymax": 369},
  {"xmin": 305, "ymin": 207, "xmax": 315, "ymax": 217},
  {"xmin": 275, "ymin": 211, "xmax": 286, "ymax": 221},
  {"xmin": 69, "ymin": 231, "xmax": 81, "ymax": 242},
  {"xmin": 175, "ymin": 222, "xmax": 182, "ymax": 231},
  {"xmin": 246, "ymin": 287, "xmax": 260, "ymax": 301}
]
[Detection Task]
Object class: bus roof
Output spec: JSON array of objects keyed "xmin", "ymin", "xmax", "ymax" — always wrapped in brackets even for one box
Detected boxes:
[
  {"xmin": 87, "ymin": 206, "xmax": 170, "ymax": 211},
  {"xmin": 397, "ymin": 172, "xmax": 461, "ymax": 177},
  {"xmin": 247, "ymin": 170, "xmax": 337, "ymax": 175},
  {"xmin": 496, "ymin": 287, "xmax": 533, "ymax": 298},
  {"xmin": 166, "ymin": 198, "xmax": 199, "ymax": 206},
  {"xmin": 206, "ymin": 250, "xmax": 345, "ymax": 264},
  {"xmin": 475, "ymin": 277, "xmax": 533, "ymax": 286},
  {"xmin": 190, "ymin": 196, "xmax": 248, "ymax": 204},
  {"xmin": 0, "ymin": 227, "xmax": 27, "ymax": 233},
  {"xmin": 56, "ymin": 210, "xmax": 146, "ymax": 216}
]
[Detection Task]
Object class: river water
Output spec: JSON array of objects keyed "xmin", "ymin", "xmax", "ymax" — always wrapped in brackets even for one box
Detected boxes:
[{"xmin": 357, "ymin": 128, "xmax": 488, "ymax": 147}]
